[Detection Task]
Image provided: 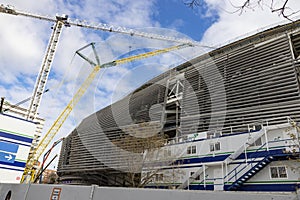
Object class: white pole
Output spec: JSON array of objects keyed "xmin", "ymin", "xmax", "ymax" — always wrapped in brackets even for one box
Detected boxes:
[
  {"xmin": 203, "ymin": 164, "xmax": 206, "ymax": 189},
  {"xmin": 225, "ymin": 161, "xmax": 228, "ymax": 183},
  {"xmin": 221, "ymin": 163, "xmax": 224, "ymax": 190},
  {"xmin": 264, "ymin": 128, "xmax": 269, "ymax": 151},
  {"xmin": 244, "ymin": 143, "xmax": 248, "ymax": 164}
]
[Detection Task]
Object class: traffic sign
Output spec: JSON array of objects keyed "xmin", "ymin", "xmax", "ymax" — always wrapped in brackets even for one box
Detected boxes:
[{"xmin": 0, "ymin": 152, "xmax": 16, "ymax": 163}]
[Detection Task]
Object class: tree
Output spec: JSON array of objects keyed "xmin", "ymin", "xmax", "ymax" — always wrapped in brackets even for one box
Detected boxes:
[
  {"xmin": 112, "ymin": 122, "xmax": 187, "ymax": 188},
  {"xmin": 114, "ymin": 128, "xmax": 169, "ymax": 187},
  {"xmin": 183, "ymin": 0, "xmax": 299, "ymax": 20},
  {"xmin": 139, "ymin": 144, "xmax": 185, "ymax": 189},
  {"xmin": 48, "ymin": 172, "xmax": 57, "ymax": 184},
  {"xmin": 43, "ymin": 171, "xmax": 57, "ymax": 184}
]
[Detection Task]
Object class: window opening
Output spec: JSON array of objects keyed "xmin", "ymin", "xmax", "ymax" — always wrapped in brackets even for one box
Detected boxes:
[
  {"xmin": 210, "ymin": 142, "xmax": 221, "ymax": 152},
  {"xmin": 270, "ymin": 166, "xmax": 287, "ymax": 178},
  {"xmin": 187, "ymin": 145, "xmax": 196, "ymax": 154}
]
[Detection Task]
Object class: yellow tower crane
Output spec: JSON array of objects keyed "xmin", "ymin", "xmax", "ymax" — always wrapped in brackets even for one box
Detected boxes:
[{"xmin": 21, "ymin": 43, "xmax": 192, "ymax": 183}]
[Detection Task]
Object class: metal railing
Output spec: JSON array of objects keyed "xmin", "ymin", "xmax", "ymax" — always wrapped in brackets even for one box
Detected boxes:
[
  {"xmin": 224, "ymin": 141, "xmax": 268, "ymax": 183},
  {"xmin": 224, "ymin": 137, "xmax": 296, "ymax": 184},
  {"xmin": 167, "ymin": 116, "xmax": 292, "ymax": 145}
]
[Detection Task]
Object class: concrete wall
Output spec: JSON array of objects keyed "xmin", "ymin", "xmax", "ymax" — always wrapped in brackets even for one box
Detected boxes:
[{"xmin": 0, "ymin": 183, "xmax": 298, "ymax": 200}]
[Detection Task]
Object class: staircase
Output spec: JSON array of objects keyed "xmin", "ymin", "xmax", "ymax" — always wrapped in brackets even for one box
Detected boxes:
[
  {"xmin": 227, "ymin": 155, "xmax": 276, "ymax": 191},
  {"xmin": 223, "ymin": 122, "xmax": 293, "ymax": 191},
  {"xmin": 177, "ymin": 118, "xmax": 295, "ymax": 191},
  {"xmin": 177, "ymin": 165, "xmax": 208, "ymax": 189},
  {"xmin": 224, "ymin": 128, "xmax": 266, "ymax": 164},
  {"xmin": 178, "ymin": 127, "xmax": 266, "ymax": 190}
]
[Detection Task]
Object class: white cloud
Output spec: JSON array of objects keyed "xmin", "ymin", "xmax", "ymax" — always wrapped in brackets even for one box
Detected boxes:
[
  {"xmin": 0, "ymin": 0, "xmax": 158, "ymax": 169},
  {"xmin": 201, "ymin": 0, "xmax": 300, "ymax": 46}
]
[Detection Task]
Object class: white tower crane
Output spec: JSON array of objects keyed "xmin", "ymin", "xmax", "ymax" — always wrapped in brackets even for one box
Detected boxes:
[
  {"xmin": 0, "ymin": 4, "xmax": 208, "ymax": 120},
  {"xmin": 0, "ymin": 4, "xmax": 207, "ymax": 183},
  {"xmin": 0, "ymin": 5, "xmax": 71, "ymax": 120},
  {"xmin": 27, "ymin": 15, "xmax": 69, "ymax": 120}
]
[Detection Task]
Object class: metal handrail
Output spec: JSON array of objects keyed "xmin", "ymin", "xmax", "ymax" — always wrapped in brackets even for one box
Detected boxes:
[
  {"xmin": 224, "ymin": 142, "xmax": 268, "ymax": 183},
  {"xmin": 167, "ymin": 116, "xmax": 292, "ymax": 145},
  {"xmin": 224, "ymin": 137, "xmax": 295, "ymax": 183}
]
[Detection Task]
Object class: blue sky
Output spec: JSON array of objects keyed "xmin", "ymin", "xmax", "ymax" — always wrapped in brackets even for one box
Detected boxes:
[
  {"xmin": 0, "ymin": 0, "xmax": 299, "ymax": 168},
  {"xmin": 154, "ymin": 0, "xmax": 218, "ymax": 41}
]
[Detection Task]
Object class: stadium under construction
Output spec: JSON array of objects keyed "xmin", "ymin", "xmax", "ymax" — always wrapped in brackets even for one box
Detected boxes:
[{"xmin": 57, "ymin": 20, "xmax": 300, "ymax": 191}]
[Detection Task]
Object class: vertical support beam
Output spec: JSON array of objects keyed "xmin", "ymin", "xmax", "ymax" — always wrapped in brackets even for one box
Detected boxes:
[
  {"xmin": 27, "ymin": 20, "xmax": 66, "ymax": 120},
  {"xmin": 244, "ymin": 143, "xmax": 248, "ymax": 164},
  {"xmin": 203, "ymin": 164, "xmax": 206, "ymax": 189},
  {"xmin": 176, "ymin": 101, "xmax": 179, "ymax": 137},
  {"xmin": 221, "ymin": 163, "xmax": 224, "ymax": 190},
  {"xmin": 0, "ymin": 97, "xmax": 4, "ymax": 113},
  {"xmin": 225, "ymin": 161, "xmax": 228, "ymax": 184},
  {"xmin": 160, "ymin": 78, "xmax": 170, "ymax": 135},
  {"xmin": 264, "ymin": 128, "xmax": 269, "ymax": 151}
]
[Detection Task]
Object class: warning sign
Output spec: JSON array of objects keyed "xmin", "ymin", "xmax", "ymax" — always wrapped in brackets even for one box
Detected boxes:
[{"xmin": 50, "ymin": 188, "xmax": 61, "ymax": 200}]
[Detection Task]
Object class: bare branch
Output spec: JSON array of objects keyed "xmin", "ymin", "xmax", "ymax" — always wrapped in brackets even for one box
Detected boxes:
[
  {"xmin": 271, "ymin": 0, "xmax": 293, "ymax": 21},
  {"xmin": 233, "ymin": 0, "xmax": 297, "ymax": 20},
  {"xmin": 183, "ymin": 0, "xmax": 298, "ymax": 21},
  {"xmin": 183, "ymin": 0, "xmax": 201, "ymax": 9}
]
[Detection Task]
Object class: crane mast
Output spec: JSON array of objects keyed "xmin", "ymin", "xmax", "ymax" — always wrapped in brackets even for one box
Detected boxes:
[
  {"xmin": 0, "ymin": 4, "xmax": 70, "ymax": 120},
  {"xmin": 27, "ymin": 16, "xmax": 68, "ymax": 120}
]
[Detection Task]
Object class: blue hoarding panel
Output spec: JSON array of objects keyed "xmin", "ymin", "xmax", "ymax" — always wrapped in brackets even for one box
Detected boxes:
[
  {"xmin": 0, "ymin": 152, "xmax": 16, "ymax": 163},
  {"xmin": 0, "ymin": 141, "xmax": 19, "ymax": 153}
]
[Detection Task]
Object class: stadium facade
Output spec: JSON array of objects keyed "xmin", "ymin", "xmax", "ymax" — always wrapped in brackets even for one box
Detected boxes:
[{"xmin": 57, "ymin": 20, "xmax": 300, "ymax": 191}]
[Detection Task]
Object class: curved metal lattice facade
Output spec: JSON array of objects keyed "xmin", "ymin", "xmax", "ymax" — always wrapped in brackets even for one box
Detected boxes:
[{"xmin": 57, "ymin": 20, "xmax": 300, "ymax": 186}]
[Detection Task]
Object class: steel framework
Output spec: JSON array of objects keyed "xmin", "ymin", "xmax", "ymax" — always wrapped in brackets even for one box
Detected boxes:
[{"xmin": 57, "ymin": 19, "xmax": 300, "ymax": 186}]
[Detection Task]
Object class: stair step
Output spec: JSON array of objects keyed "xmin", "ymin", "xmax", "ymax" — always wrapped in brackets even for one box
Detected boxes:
[{"xmin": 228, "ymin": 155, "xmax": 279, "ymax": 191}]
